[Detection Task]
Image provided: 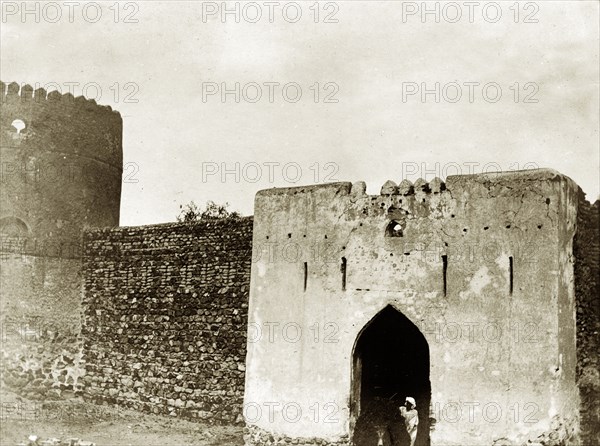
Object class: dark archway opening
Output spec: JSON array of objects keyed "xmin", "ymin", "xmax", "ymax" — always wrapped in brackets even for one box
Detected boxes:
[
  {"xmin": 0, "ymin": 217, "xmax": 29, "ymax": 236},
  {"xmin": 351, "ymin": 305, "xmax": 430, "ymax": 446}
]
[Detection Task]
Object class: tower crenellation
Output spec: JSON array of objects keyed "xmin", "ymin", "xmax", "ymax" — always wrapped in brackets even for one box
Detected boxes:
[
  {"xmin": 1, "ymin": 80, "xmax": 123, "ymax": 245},
  {"xmin": 0, "ymin": 80, "xmax": 123, "ymax": 402}
]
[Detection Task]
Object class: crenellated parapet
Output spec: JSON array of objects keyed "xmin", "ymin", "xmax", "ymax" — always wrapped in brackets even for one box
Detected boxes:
[
  {"xmin": 246, "ymin": 168, "xmax": 586, "ymax": 446},
  {"xmin": 0, "ymin": 80, "xmax": 122, "ymax": 248},
  {"xmin": 0, "ymin": 81, "xmax": 122, "ymax": 170},
  {"xmin": 379, "ymin": 177, "xmax": 445, "ymax": 196},
  {"xmin": 0, "ymin": 81, "xmax": 123, "ymax": 402}
]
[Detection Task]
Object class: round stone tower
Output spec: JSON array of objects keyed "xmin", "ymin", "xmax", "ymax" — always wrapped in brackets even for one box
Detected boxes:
[
  {"xmin": 0, "ymin": 81, "xmax": 122, "ymax": 245},
  {"xmin": 0, "ymin": 81, "xmax": 122, "ymax": 399}
]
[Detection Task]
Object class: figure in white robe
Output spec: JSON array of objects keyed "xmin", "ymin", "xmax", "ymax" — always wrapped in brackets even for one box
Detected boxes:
[{"xmin": 399, "ymin": 397, "xmax": 418, "ymax": 446}]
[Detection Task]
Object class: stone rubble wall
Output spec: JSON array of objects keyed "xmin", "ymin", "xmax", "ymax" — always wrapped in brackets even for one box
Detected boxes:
[
  {"xmin": 0, "ymin": 254, "xmax": 84, "ymax": 401},
  {"xmin": 81, "ymin": 217, "xmax": 253, "ymax": 424},
  {"xmin": 574, "ymin": 196, "xmax": 600, "ymax": 446},
  {"xmin": 1, "ymin": 79, "xmax": 122, "ymax": 403}
]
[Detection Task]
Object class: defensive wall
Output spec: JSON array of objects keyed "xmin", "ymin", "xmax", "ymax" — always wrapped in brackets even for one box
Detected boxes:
[
  {"xmin": 1, "ymin": 79, "xmax": 597, "ymax": 445},
  {"xmin": 0, "ymin": 81, "xmax": 122, "ymax": 400},
  {"xmin": 81, "ymin": 218, "xmax": 253, "ymax": 423},
  {"xmin": 243, "ymin": 169, "xmax": 598, "ymax": 446}
]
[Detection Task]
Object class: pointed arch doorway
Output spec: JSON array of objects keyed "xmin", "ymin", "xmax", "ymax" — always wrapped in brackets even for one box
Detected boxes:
[{"xmin": 350, "ymin": 305, "xmax": 431, "ymax": 446}]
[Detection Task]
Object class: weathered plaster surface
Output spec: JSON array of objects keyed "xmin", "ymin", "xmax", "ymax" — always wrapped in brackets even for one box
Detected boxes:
[
  {"xmin": 244, "ymin": 169, "xmax": 581, "ymax": 445},
  {"xmin": 0, "ymin": 81, "xmax": 122, "ymax": 399}
]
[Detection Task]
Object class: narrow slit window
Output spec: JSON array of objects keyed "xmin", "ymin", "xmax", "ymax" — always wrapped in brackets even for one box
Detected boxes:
[
  {"xmin": 509, "ymin": 256, "xmax": 514, "ymax": 295},
  {"xmin": 442, "ymin": 255, "xmax": 448, "ymax": 296},
  {"xmin": 341, "ymin": 257, "xmax": 347, "ymax": 291},
  {"xmin": 303, "ymin": 262, "xmax": 308, "ymax": 292}
]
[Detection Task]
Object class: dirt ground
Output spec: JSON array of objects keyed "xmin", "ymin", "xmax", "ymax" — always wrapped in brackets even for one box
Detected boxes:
[{"xmin": 0, "ymin": 391, "xmax": 244, "ymax": 446}]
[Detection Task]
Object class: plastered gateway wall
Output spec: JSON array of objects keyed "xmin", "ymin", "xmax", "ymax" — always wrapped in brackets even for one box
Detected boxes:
[{"xmin": 244, "ymin": 169, "xmax": 582, "ymax": 446}]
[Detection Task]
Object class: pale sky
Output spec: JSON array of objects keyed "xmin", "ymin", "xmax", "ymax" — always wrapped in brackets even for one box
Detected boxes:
[{"xmin": 1, "ymin": 1, "xmax": 598, "ymax": 226}]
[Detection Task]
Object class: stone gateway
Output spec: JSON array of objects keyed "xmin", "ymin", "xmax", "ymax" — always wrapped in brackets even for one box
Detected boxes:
[{"xmin": 1, "ymin": 81, "xmax": 597, "ymax": 445}]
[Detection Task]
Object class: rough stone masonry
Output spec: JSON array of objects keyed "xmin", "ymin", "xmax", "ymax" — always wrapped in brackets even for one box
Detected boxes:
[
  {"xmin": 1, "ymin": 82, "xmax": 597, "ymax": 445},
  {"xmin": 0, "ymin": 81, "xmax": 121, "ymax": 401},
  {"xmin": 81, "ymin": 219, "xmax": 253, "ymax": 424}
]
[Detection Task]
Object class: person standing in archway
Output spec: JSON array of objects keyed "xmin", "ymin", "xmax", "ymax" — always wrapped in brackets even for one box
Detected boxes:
[{"xmin": 399, "ymin": 397, "xmax": 418, "ymax": 446}]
